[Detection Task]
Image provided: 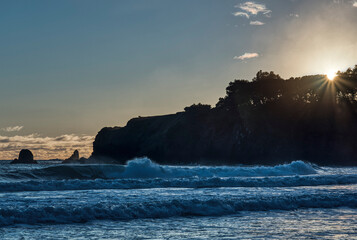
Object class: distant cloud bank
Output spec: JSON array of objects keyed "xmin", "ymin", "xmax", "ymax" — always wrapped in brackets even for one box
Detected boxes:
[
  {"xmin": 234, "ymin": 53, "xmax": 259, "ymax": 60},
  {"xmin": 0, "ymin": 133, "xmax": 94, "ymax": 160},
  {"xmin": 1, "ymin": 126, "xmax": 23, "ymax": 132}
]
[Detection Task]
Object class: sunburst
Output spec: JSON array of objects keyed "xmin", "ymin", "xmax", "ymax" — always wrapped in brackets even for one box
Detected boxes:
[{"xmin": 326, "ymin": 70, "xmax": 337, "ymax": 81}]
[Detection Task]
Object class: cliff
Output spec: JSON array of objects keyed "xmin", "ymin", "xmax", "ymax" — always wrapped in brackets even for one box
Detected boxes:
[
  {"xmin": 92, "ymin": 108, "xmax": 357, "ymax": 165},
  {"xmin": 92, "ymin": 111, "xmax": 244, "ymax": 165},
  {"xmin": 92, "ymin": 104, "xmax": 357, "ymax": 166},
  {"xmin": 91, "ymin": 68, "xmax": 357, "ymax": 166}
]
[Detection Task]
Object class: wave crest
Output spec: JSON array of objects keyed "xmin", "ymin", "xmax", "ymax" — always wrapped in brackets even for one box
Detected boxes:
[
  {"xmin": 0, "ymin": 173, "xmax": 356, "ymax": 192},
  {"xmin": 0, "ymin": 191, "xmax": 356, "ymax": 226},
  {"xmin": 0, "ymin": 158, "xmax": 317, "ymax": 181}
]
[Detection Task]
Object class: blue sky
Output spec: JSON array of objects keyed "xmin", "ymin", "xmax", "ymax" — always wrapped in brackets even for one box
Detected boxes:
[{"xmin": 1, "ymin": 0, "xmax": 357, "ymax": 159}]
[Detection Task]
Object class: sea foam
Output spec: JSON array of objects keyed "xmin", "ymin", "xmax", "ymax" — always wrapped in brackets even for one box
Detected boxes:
[{"xmin": 1, "ymin": 158, "xmax": 317, "ymax": 181}]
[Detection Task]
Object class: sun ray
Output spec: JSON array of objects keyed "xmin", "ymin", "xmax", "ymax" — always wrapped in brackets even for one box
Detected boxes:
[{"xmin": 326, "ymin": 70, "xmax": 337, "ymax": 81}]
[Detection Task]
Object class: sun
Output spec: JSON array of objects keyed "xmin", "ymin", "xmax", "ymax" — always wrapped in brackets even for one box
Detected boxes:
[{"xmin": 326, "ymin": 70, "xmax": 337, "ymax": 81}]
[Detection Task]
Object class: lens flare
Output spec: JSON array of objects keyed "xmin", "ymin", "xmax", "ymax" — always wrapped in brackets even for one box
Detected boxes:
[{"xmin": 326, "ymin": 70, "xmax": 337, "ymax": 81}]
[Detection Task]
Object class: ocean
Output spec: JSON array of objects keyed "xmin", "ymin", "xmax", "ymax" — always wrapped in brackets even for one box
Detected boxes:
[{"xmin": 0, "ymin": 158, "xmax": 356, "ymax": 239}]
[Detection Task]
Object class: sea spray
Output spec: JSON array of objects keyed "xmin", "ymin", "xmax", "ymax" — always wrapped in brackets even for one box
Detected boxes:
[{"xmin": 0, "ymin": 158, "xmax": 317, "ymax": 181}]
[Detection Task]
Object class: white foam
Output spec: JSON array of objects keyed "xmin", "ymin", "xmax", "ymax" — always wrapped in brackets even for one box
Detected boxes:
[
  {"xmin": 102, "ymin": 158, "xmax": 317, "ymax": 179},
  {"xmin": 0, "ymin": 158, "xmax": 317, "ymax": 181}
]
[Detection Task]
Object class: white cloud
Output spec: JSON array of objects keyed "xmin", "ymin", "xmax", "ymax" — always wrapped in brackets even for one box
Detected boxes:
[
  {"xmin": 335, "ymin": 0, "xmax": 357, "ymax": 7},
  {"xmin": 1, "ymin": 126, "xmax": 23, "ymax": 132},
  {"xmin": 236, "ymin": 1, "xmax": 271, "ymax": 16},
  {"xmin": 0, "ymin": 133, "xmax": 94, "ymax": 160},
  {"xmin": 233, "ymin": 11, "xmax": 250, "ymax": 18},
  {"xmin": 250, "ymin": 21, "xmax": 265, "ymax": 25},
  {"xmin": 289, "ymin": 13, "xmax": 299, "ymax": 18},
  {"xmin": 234, "ymin": 53, "xmax": 259, "ymax": 60}
]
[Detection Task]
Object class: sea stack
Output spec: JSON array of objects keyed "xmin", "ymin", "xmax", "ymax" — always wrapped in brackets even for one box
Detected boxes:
[
  {"xmin": 11, "ymin": 149, "xmax": 37, "ymax": 164},
  {"xmin": 62, "ymin": 150, "xmax": 81, "ymax": 163}
]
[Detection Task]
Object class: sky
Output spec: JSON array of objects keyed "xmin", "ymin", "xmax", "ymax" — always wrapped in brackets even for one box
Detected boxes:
[{"xmin": 1, "ymin": 0, "xmax": 357, "ymax": 159}]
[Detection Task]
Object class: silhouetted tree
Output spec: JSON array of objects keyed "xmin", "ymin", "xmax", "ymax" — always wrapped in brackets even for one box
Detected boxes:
[{"xmin": 184, "ymin": 103, "xmax": 211, "ymax": 115}]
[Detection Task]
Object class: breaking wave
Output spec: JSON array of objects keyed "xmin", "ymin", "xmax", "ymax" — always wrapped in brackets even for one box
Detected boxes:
[
  {"xmin": 0, "ymin": 190, "xmax": 356, "ymax": 226},
  {"xmin": 0, "ymin": 158, "xmax": 317, "ymax": 181},
  {"xmin": 0, "ymin": 158, "xmax": 356, "ymax": 228},
  {"xmin": 0, "ymin": 174, "xmax": 357, "ymax": 192}
]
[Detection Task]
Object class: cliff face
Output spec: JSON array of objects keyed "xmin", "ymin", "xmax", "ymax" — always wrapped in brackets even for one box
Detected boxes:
[
  {"xmin": 92, "ymin": 111, "xmax": 246, "ymax": 165},
  {"xmin": 92, "ymin": 102, "xmax": 357, "ymax": 166},
  {"xmin": 92, "ymin": 68, "xmax": 357, "ymax": 166}
]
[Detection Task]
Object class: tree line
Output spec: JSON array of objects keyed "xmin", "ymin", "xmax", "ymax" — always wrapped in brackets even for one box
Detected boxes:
[{"xmin": 182, "ymin": 65, "xmax": 357, "ymax": 165}]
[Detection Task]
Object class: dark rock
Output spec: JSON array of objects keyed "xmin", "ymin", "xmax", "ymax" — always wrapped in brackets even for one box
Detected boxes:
[
  {"xmin": 62, "ymin": 150, "xmax": 80, "ymax": 164},
  {"xmin": 70, "ymin": 150, "xmax": 79, "ymax": 161},
  {"xmin": 91, "ymin": 112, "xmax": 243, "ymax": 165},
  {"xmin": 11, "ymin": 149, "xmax": 37, "ymax": 164},
  {"xmin": 91, "ymin": 106, "xmax": 357, "ymax": 166},
  {"xmin": 91, "ymin": 68, "xmax": 357, "ymax": 166}
]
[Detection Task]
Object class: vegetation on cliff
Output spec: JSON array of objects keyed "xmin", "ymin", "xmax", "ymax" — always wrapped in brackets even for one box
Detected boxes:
[{"xmin": 92, "ymin": 65, "xmax": 357, "ymax": 165}]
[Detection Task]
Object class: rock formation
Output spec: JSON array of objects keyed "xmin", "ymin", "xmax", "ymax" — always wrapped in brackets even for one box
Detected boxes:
[
  {"xmin": 62, "ymin": 150, "xmax": 80, "ymax": 163},
  {"xmin": 91, "ymin": 112, "xmax": 247, "ymax": 165},
  {"xmin": 91, "ymin": 68, "xmax": 357, "ymax": 166},
  {"xmin": 11, "ymin": 149, "xmax": 37, "ymax": 164},
  {"xmin": 69, "ymin": 150, "xmax": 79, "ymax": 161},
  {"xmin": 91, "ymin": 107, "xmax": 357, "ymax": 166}
]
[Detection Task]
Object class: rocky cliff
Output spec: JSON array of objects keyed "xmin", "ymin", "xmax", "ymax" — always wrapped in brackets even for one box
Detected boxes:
[
  {"xmin": 92, "ymin": 102, "xmax": 357, "ymax": 166},
  {"xmin": 91, "ymin": 68, "xmax": 357, "ymax": 166},
  {"xmin": 92, "ymin": 111, "xmax": 246, "ymax": 165}
]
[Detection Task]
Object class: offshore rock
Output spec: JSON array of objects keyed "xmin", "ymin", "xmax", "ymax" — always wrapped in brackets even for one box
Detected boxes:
[
  {"xmin": 11, "ymin": 149, "xmax": 37, "ymax": 164},
  {"xmin": 62, "ymin": 150, "xmax": 81, "ymax": 164},
  {"xmin": 69, "ymin": 150, "xmax": 79, "ymax": 161}
]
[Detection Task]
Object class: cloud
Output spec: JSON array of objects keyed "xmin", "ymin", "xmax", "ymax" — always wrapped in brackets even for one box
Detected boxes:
[
  {"xmin": 236, "ymin": 1, "xmax": 271, "ymax": 16},
  {"xmin": 0, "ymin": 133, "xmax": 94, "ymax": 160},
  {"xmin": 335, "ymin": 0, "xmax": 357, "ymax": 7},
  {"xmin": 289, "ymin": 13, "xmax": 300, "ymax": 18},
  {"xmin": 234, "ymin": 53, "xmax": 259, "ymax": 60},
  {"xmin": 233, "ymin": 11, "xmax": 250, "ymax": 18},
  {"xmin": 250, "ymin": 21, "xmax": 265, "ymax": 25},
  {"xmin": 1, "ymin": 126, "xmax": 23, "ymax": 132}
]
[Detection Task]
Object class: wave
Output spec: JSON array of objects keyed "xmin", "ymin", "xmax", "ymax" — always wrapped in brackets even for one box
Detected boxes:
[
  {"xmin": 0, "ymin": 191, "xmax": 356, "ymax": 226},
  {"xmin": 0, "ymin": 158, "xmax": 317, "ymax": 181},
  {"xmin": 0, "ymin": 173, "xmax": 356, "ymax": 192}
]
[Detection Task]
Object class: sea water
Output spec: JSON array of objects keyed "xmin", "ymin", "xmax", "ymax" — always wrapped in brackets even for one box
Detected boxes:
[{"xmin": 0, "ymin": 158, "xmax": 356, "ymax": 239}]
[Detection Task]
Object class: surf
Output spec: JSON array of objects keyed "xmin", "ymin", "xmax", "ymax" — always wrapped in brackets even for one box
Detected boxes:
[
  {"xmin": 0, "ymin": 187, "xmax": 356, "ymax": 226},
  {"xmin": 0, "ymin": 158, "xmax": 317, "ymax": 181}
]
